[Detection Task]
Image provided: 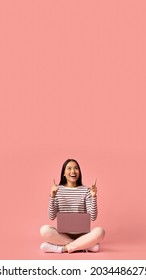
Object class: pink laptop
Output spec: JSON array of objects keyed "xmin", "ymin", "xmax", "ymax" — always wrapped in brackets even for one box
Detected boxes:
[{"xmin": 57, "ymin": 212, "xmax": 90, "ymax": 234}]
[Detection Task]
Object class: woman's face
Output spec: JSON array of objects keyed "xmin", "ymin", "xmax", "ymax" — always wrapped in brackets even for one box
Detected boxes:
[{"xmin": 64, "ymin": 161, "xmax": 80, "ymax": 185}]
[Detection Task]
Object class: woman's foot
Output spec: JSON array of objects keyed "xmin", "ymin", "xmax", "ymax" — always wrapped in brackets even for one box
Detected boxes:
[
  {"xmin": 86, "ymin": 243, "xmax": 100, "ymax": 252},
  {"xmin": 40, "ymin": 242, "xmax": 64, "ymax": 253},
  {"xmin": 66, "ymin": 243, "xmax": 100, "ymax": 253}
]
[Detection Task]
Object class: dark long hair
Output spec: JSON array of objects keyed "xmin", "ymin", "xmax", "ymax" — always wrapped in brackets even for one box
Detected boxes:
[{"xmin": 59, "ymin": 159, "xmax": 82, "ymax": 186}]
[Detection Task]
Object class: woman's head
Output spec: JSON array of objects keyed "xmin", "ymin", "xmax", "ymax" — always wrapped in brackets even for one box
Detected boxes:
[{"xmin": 59, "ymin": 159, "xmax": 82, "ymax": 186}]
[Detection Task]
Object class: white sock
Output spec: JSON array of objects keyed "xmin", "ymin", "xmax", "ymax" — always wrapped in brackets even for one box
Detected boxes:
[
  {"xmin": 87, "ymin": 243, "xmax": 100, "ymax": 252},
  {"xmin": 40, "ymin": 242, "xmax": 64, "ymax": 253}
]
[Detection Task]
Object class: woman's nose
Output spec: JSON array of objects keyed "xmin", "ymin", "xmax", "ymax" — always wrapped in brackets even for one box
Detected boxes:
[{"xmin": 71, "ymin": 168, "xmax": 75, "ymax": 173}]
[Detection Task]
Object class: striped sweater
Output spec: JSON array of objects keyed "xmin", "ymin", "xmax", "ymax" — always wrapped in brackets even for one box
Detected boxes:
[{"xmin": 48, "ymin": 185, "xmax": 97, "ymax": 221}]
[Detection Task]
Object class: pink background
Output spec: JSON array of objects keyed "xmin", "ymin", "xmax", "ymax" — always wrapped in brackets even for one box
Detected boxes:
[{"xmin": 0, "ymin": 0, "xmax": 146, "ymax": 259}]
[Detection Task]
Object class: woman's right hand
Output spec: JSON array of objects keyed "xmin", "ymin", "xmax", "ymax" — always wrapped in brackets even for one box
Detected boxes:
[{"xmin": 50, "ymin": 179, "xmax": 59, "ymax": 198}]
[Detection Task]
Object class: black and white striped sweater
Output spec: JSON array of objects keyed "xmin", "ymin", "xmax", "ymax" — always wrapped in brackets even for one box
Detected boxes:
[{"xmin": 48, "ymin": 185, "xmax": 97, "ymax": 221}]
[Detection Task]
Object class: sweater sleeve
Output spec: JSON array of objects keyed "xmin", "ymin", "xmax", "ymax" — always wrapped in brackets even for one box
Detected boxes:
[
  {"xmin": 48, "ymin": 197, "xmax": 58, "ymax": 220},
  {"xmin": 85, "ymin": 188, "xmax": 98, "ymax": 221}
]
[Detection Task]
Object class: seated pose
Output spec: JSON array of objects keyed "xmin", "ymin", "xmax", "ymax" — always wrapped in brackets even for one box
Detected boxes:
[{"xmin": 40, "ymin": 159, "xmax": 105, "ymax": 253}]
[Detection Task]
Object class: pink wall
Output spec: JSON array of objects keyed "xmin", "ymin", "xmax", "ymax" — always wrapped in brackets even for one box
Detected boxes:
[{"xmin": 0, "ymin": 0, "xmax": 146, "ymax": 259}]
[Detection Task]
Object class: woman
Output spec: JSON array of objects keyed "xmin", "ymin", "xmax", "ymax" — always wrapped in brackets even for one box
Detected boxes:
[{"xmin": 40, "ymin": 159, "xmax": 105, "ymax": 253}]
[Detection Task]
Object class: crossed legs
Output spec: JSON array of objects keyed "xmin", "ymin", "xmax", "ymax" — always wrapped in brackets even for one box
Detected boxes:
[{"xmin": 40, "ymin": 225, "xmax": 105, "ymax": 253}]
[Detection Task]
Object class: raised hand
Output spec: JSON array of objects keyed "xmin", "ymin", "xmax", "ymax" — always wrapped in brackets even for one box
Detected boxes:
[
  {"xmin": 50, "ymin": 179, "xmax": 59, "ymax": 198},
  {"xmin": 90, "ymin": 178, "xmax": 97, "ymax": 197}
]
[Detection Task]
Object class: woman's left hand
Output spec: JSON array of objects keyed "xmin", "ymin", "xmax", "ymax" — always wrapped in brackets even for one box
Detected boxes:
[{"xmin": 90, "ymin": 178, "xmax": 97, "ymax": 197}]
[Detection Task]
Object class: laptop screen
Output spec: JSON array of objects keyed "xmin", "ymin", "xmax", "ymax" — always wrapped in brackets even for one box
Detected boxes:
[{"xmin": 57, "ymin": 212, "xmax": 90, "ymax": 234}]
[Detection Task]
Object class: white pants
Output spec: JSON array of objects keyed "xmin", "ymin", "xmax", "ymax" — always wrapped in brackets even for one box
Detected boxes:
[{"xmin": 40, "ymin": 225, "xmax": 105, "ymax": 253}]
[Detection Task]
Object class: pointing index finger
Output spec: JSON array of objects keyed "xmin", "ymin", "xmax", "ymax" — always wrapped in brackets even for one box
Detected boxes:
[
  {"xmin": 53, "ymin": 179, "xmax": 56, "ymax": 186},
  {"xmin": 94, "ymin": 178, "xmax": 97, "ymax": 185}
]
